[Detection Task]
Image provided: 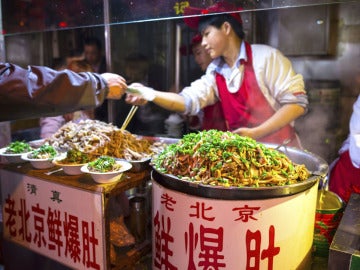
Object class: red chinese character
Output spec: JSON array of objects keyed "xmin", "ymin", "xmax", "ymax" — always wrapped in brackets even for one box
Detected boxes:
[
  {"xmin": 4, "ymin": 194, "xmax": 17, "ymax": 237},
  {"xmin": 153, "ymin": 211, "xmax": 178, "ymax": 270},
  {"xmin": 32, "ymin": 203, "xmax": 47, "ymax": 248},
  {"xmin": 161, "ymin": 193, "xmax": 177, "ymax": 211},
  {"xmin": 233, "ymin": 204, "xmax": 260, "ymax": 222},
  {"xmin": 245, "ymin": 225, "xmax": 280, "ymax": 270},
  {"xmin": 189, "ymin": 202, "xmax": 215, "ymax": 221},
  {"xmin": 47, "ymin": 208, "xmax": 63, "ymax": 256},
  {"xmin": 82, "ymin": 221, "xmax": 100, "ymax": 270},
  {"xmin": 63, "ymin": 212, "xmax": 81, "ymax": 263},
  {"xmin": 185, "ymin": 222, "xmax": 197, "ymax": 270},
  {"xmin": 18, "ymin": 198, "xmax": 31, "ymax": 242},
  {"xmin": 198, "ymin": 225, "xmax": 225, "ymax": 269}
]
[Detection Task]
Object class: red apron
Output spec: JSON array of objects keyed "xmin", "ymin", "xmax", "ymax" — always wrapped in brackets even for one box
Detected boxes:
[
  {"xmin": 216, "ymin": 42, "xmax": 298, "ymax": 147},
  {"xmin": 329, "ymin": 150, "xmax": 360, "ymax": 203},
  {"xmin": 201, "ymin": 102, "xmax": 227, "ymax": 131}
]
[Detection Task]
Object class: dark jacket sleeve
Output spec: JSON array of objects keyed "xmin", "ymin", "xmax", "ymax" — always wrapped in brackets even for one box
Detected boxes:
[{"xmin": 0, "ymin": 63, "xmax": 108, "ymax": 122}]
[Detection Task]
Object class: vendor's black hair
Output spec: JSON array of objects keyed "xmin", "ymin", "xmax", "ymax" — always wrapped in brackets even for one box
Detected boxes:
[{"xmin": 198, "ymin": 14, "xmax": 245, "ymax": 40}]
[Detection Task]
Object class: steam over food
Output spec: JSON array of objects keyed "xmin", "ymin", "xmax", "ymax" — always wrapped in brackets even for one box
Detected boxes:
[{"xmin": 153, "ymin": 130, "xmax": 310, "ymax": 187}]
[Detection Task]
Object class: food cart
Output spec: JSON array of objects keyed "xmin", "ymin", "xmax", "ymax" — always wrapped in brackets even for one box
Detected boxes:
[{"xmin": 1, "ymin": 0, "xmax": 359, "ymax": 269}]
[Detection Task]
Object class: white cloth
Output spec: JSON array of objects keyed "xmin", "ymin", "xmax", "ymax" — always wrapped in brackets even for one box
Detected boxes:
[
  {"xmin": 40, "ymin": 111, "xmax": 90, "ymax": 139},
  {"xmin": 40, "ymin": 116, "xmax": 65, "ymax": 139},
  {"xmin": 179, "ymin": 42, "xmax": 308, "ymax": 118}
]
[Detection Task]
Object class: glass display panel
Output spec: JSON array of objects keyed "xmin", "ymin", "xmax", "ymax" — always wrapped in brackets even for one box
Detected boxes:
[{"xmin": 1, "ymin": 0, "xmax": 354, "ymax": 35}]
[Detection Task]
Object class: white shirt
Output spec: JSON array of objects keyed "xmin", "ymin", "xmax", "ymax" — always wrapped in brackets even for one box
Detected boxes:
[
  {"xmin": 338, "ymin": 95, "xmax": 360, "ymax": 168},
  {"xmin": 180, "ymin": 42, "xmax": 308, "ymax": 118}
]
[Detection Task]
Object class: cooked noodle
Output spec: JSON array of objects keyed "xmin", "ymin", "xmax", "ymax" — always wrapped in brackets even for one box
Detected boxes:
[
  {"xmin": 153, "ymin": 130, "xmax": 310, "ymax": 187},
  {"xmin": 45, "ymin": 119, "xmax": 155, "ymax": 160}
]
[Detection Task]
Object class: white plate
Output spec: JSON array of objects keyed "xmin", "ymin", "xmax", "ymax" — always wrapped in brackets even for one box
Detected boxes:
[
  {"xmin": 21, "ymin": 152, "xmax": 56, "ymax": 169},
  {"xmin": 81, "ymin": 160, "xmax": 132, "ymax": 184},
  {"xmin": 0, "ymin": 147, "xmax": 31, "ymax": 164},
  {"xmin": 52, "ymin": 155, "xmax": 86, "ymax": 175}
]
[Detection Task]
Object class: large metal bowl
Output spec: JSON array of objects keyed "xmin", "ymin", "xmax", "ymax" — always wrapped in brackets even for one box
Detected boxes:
[{"xmin": 151, "ymin": 143, "xmax": 328, "ymax": 200}]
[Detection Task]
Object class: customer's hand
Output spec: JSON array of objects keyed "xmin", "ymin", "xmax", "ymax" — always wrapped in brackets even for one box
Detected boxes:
[{"xmin": 100, "ymin": 73, "xmax": 127, "ymax": 99}]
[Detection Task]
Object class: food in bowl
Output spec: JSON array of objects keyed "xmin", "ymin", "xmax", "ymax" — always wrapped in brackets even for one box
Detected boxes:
[
  {"xmin": 87, "ymin": 156, "xmax": 124, "ymax": 173},
  {"xmin": 152, "ymin": 130, "xmax": 310, "ymax": 188},
  {"xmin": 81, "ymin": 156, "xmax": 132, "ymax": 184},
  {"xmin": 28, "ymin": 144, "xmax": 58, "ymax": 159},
  {"xmin": 53, "ymin": 150, "xmax": 97, "ymax": 175},
  {"xmin": 21, "ymin": 144, "xmax": 58, "ymax": 169},
  {"xmin": 0, "ymin": 141, "xmax": 33, "ymax": 163}
]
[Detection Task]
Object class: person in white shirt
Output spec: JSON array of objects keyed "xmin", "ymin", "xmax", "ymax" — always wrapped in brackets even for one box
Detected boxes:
[
  {"xmin": 126, "ymin": 1, "xmax": 308, "ymax": 148},
  {"xmin": 329, "ymin": 95, "xmax": 360, "ymax": 203}
]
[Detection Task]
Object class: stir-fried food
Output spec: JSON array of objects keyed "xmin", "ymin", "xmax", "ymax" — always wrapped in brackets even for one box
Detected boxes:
[
  {"xmin": 29, "ymin": 144, "xmax": 57, "ymax": 159},
  {"xmin": 153, "ymin": 130, "xmax": 310, "ymax": 187},
  {"xmin": 58, "ymin": 149, "xmax": 97, "ymax": 164},
  {"xmin": 45, "ymin": 119, "xmax": 155, "ymax": 160}
]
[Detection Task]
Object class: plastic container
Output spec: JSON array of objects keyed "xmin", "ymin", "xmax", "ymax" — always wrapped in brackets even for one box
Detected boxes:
[{"xmin": 313, "ymin": 190, "xmax": 345, "ymax": 257}]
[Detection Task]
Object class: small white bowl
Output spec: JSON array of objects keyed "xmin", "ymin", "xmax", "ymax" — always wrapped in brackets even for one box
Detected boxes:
[
  {"xmin": 21, "ymin": 153, "xmax": 56, "ymax": 169},
  {"xmin": 0, "ymin": 147, "xmax": 31, "ymax": 164},
  {"xmin": 81, "ymin": 160, "xmax": 132, "ymax": 184},
  {"xmin": 120, "ymin": 157, "xmax": 151, "ymax": 172},
  {"xmin": 52, "ymin": 158, "xmax": 86, "ymax": 175}
]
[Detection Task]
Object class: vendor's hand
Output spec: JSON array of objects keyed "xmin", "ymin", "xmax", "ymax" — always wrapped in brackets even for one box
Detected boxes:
[
  {"xmin": 232, "ymin": 127, "xmax": 261, "ymax": 140},
  {"xmin": 125, "ymin": 83, "xmax": 156, "ymax": 105},
  {"xmin": 100, "ymin": 73, "xmax": 127, "ymax": 99}
]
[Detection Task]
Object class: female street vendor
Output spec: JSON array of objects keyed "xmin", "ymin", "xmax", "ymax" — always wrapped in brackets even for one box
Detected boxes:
[{"xmin": 126, "ymin": 1, "xmax": 308, "ymax": 148}]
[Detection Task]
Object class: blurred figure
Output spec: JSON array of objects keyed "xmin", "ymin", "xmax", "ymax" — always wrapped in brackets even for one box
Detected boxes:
[
  {"xmin": 83, "ymin": 36, "xmax": 108, "ymax": 122},
  {"xmin": 121, "ymin": 52, "xmax": 170, "ymax": 136},
  {"xmin": 83, "ymin": 37, "xmax": 107, "ymax": 73},
  {"xmin": 329, "ymin": 95, "xmax": 360, "ymax": 203},
  {"xmin": 40, "ymin": 59, "xmax": 95, "ymax": 139}
]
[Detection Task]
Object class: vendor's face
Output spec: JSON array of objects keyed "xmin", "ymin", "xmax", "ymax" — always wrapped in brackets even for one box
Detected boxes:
[
  {"xmin": 192, "ymin": 43, "xmax": 213, "ymax": 72},
  {"xmin": 201, "ymin": 25, "xmax": 226, "ymax": 59}
]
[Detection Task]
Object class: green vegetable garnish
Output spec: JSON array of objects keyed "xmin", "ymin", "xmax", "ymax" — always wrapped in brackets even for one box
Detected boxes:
[
  {"xmin": 87, "ymin": 156, "xmax": 121, "ymax": 173},
  {"xmin": 5, "ymin": 141, "xmax": 32, "ymax": 154}
]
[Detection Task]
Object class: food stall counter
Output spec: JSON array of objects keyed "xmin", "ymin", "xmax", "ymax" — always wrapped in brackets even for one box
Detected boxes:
[{"xmin": 0, "ymin": 162, "xmax": 151, "ymax": 269}]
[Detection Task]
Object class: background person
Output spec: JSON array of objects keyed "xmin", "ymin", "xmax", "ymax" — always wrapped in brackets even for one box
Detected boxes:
[
  {"xmin": 126, "ymin": 1, "xmax": 308, "ymax": 148},
  {"xmin": 121, "ymin": 52, "xmax": 170, "ymax": 135},
  {"xmin": 83, "ymin": 36, "xmax": 109, "ymax": 122},
  {"xmin": 329, "ymin": 94, "xmax": 360, "ymax": 203}
]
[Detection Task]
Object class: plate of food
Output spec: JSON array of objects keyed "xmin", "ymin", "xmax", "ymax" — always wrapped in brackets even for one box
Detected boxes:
[
  {"xmin": 53, "ymin": 149, "xmax": 97, "ymax": 175},
  {"xmin": 0, "ymin": 141, "xmax": 33, "ymax": 163},
  {"xmin": 81, "ymin": 156, "xmax": 132, "ymax": 184},
  {"xmin": 21, "ymin": 144, "xmax": 59, "ymax": 169}
]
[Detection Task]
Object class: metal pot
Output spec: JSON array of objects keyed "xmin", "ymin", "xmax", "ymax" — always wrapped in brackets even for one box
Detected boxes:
[{"xmin": 151, "ymin": 143, "xmax": 328, "ymax": 200}]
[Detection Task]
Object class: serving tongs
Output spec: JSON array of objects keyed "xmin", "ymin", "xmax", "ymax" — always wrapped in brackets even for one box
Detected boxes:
[{"xmin": 120, "ymin": 105, "xmax": 138, "ymax": 130}]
